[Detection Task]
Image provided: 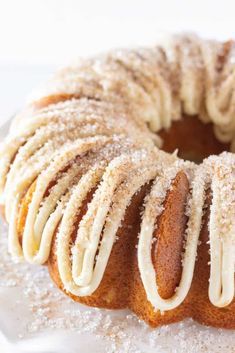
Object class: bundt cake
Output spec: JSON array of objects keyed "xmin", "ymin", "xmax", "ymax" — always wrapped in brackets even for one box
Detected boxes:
[{"xmin": 1, "ymin": 34, "xmax": 235, "ymax": 328}]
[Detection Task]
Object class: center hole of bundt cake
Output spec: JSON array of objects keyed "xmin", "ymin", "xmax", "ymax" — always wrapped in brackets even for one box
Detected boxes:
[{"xmin": 159, "ymin": 115, "xmax": 230, "ymax": 164}]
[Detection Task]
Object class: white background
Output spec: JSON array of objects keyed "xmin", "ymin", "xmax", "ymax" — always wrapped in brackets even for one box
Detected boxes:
[
  {"xmin": 1, "ymin": 2, "xmax": 235, "ymax": 352},
  {"xmin": 1, "ymin": 0, "xmax": 235, "ymax": 121}
]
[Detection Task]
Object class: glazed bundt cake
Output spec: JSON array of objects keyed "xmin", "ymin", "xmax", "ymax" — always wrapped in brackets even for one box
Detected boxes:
[{"xmin": 1, "ymin": 34, "xmax": 235, "ymax": 328}]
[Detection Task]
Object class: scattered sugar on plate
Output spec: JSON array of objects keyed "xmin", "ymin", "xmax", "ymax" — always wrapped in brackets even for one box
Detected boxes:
[{"xmin": 0, "ymin": 221, "xmax": 234, "ymax": 353}]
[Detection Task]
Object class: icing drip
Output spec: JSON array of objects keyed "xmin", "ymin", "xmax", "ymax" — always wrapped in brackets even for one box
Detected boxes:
[
  {"xmin": 0, "ymin": 35, "xmax": 234, "ymax": 313},
  {"xmin": 206, "ymin": 154, "xmax": 235, "ymax": 307},
  {"xmin": 58, "ymin": 155, "xmax": 158, "ymax": 296},
  {"xmin": 138, "ymin": 162, "xmax": 206, "ymax": 310}
]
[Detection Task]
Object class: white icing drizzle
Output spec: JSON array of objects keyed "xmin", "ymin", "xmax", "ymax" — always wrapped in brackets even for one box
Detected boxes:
[
  {"xmin": 21, "ymin": 136, "xmax": 111, "ymax": 263},
  {"xmin": 27, "ymin": 34, "xmax": 235, "ymax": 150},
  {"xmin": 0, "ymin": 34, "xmax": 235, "ymax": 313},
  {"xmin": 138, "ymin": 162, "xmax": 206, "ymax": 310},
  {"xmin": 58, "ymin": 154, "xmax": 158, "ymax": 296},
  {"xmin": 207, "ymin": 154, "xmax": 235, "ymax": 307}
]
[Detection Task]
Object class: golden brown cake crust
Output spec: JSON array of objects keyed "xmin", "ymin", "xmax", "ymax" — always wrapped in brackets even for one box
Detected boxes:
[
  {"xmin": 159, "ymin": 115, "xmax": 230, "ymax": 163},
  {"xmin": 152, "ymin": 171, "xmax": 189, "ymax": 300}
]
